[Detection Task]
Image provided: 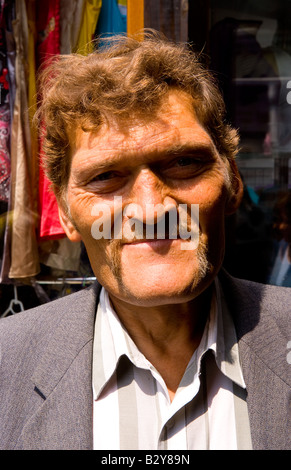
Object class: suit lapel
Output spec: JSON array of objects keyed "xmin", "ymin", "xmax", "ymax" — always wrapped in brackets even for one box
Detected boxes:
[
  {"xmin": 238, "ymin": 336, "xmax": 291, "ymax": 450},
  {"xmin": 18, "ymin": 282, "xmax": 101, "ymax": 450}
]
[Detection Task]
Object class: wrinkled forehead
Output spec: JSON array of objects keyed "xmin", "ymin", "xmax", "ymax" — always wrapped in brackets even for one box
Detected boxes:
[{"xmin": 72, "ymin": 90, "xmax": 216, "ymax": 159}]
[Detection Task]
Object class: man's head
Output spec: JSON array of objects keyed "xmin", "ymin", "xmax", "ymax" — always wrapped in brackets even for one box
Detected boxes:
[
  {"xmin": 37, "ymin": 31, "xmax": 243, "ymax": 307},
  {"xmin": 37, "ymin": 31, "xmax": 240, "ymax": 199}
]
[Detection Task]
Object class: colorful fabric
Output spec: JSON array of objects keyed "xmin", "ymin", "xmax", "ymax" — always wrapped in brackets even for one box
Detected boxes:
[
  {"xmin": 0, "ymin": 103, "xmax": 10, "ymax": 202},
  {"xmin": 0, "ymin": 0, "xmax": 11, "ymax": 203},
  {"xmin": 95, "ymin": 0, "xmax": 127, "ymax": 41},
  {"xmin": 59, "ymin": 0, "xmax": 86, "ymax": 54},
  {"xmin": 74, "ymin": 0, "xmax": 102, "ymax": 54},
  {"xmin": 36, "ymin": 0, "xmax": 65, "ymax": 241},
  {"xmin": 8, "ymin": 0, "xmax": 39, "ymax": 278}
]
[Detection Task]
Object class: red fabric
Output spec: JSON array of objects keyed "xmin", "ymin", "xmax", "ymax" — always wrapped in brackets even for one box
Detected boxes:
[
  {"xmin": 36, "ymin": 0, "xmax": 65, "ymax": 240},
  {"xmin": 38, "ymin": 153, "xmax": 66, "ymax": 241},
  {"xmin": 36, "ymin": 0, "xmax": 60, "ymax": 64}
]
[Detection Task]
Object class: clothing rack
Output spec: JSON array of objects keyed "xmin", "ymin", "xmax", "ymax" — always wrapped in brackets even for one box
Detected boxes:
[
  {"xmin": 35, "ymin": 277, "xmax": 97, "ymax": 285},
  {"xmin": 0, "ymin": 277, "xmax": 97, "ymax": 319}
]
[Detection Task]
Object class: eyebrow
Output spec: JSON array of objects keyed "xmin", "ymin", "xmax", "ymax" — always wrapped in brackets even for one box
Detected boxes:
[
  {"xmin": 162, "ymin": 142, "xmax": 216, "ymax": 158},
  {"xmin": 74, "ymin": 141, "xmax": 216, "ymax": 178}
]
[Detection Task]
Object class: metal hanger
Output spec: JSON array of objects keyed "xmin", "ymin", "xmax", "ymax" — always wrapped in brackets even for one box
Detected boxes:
[{"xmin": 2, "ymin": 285, "xmax": 24, "ymax": 318}]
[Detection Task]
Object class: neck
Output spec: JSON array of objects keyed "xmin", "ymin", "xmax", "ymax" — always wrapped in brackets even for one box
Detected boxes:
[{"xmin": 109, "ymin": 286, "xmax": 212, "ymax": 400}]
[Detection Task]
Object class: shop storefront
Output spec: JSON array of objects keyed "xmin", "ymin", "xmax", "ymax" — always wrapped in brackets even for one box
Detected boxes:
[{"xmin": 192, "ymin": 0, "xmax": 291, "ymax": 285}]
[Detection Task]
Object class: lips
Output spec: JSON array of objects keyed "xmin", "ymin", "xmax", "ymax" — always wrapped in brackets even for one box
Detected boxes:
[
  {"xmin": 121, "ymin": 238, "xmax": 187, "ymax": 257},
  {"xmin": 121, "ymin": 233, "xmax": 182, "ymax": 245}
]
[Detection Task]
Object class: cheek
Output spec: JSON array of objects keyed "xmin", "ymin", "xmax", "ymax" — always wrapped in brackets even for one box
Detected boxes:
[
  {"xmin": 196, "ymin": 182, "xmax": 229, "ymax": 263},
  {"xmin": 197, "ymin": 181, "xmax": 229, "ymax": 223},
  {"xmin": 68, "ymin": 190, "xmax": 116, "ymax": 235}
]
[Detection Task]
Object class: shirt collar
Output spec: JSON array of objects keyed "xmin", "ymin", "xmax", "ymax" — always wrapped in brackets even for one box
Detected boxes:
[
  {"xmin": 92, "ymin": 287, "xmax": 153, "ymax": 399},
  {"xmin": 92, "ymin": 278, "xmax": 246, "ymax": 399}
]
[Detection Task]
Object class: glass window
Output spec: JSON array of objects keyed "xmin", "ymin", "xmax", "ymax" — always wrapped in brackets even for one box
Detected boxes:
[{"xmin": 189, "ymin": 0, "xmax": 291, "ymax": 285}]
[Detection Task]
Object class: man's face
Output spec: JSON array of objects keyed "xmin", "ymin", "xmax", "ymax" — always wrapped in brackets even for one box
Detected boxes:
[{"xmin": 59, "ymin": 90, "xmax": 242, "ymax": 307}]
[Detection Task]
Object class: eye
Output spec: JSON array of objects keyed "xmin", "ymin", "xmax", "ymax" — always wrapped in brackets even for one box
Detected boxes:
[
  {"xmin": 161, "ymin": 156, "xmax": 204, "ymax": 179},
  {"xmin": 85, "ymin": 169, "xmax": 127, "ymax": 194},
  {"xmin": 95, "ymin": 171, "xmax": 116, "ymax": 181},
  {"xmin": 88, "ymin": 170, "xmax": 122, "ymax": 184},
  {"xmin": 176, "ymin": 157, "xmax": 198, "ymax": 167}
]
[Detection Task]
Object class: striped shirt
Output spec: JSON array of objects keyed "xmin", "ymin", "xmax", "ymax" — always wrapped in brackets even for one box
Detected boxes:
[{"xmin": 92, "ymin": 278, "xmax": 253, "ymax": 450}]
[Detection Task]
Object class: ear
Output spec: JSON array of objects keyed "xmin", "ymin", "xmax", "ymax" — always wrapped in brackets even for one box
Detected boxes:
[
  {"xmin": 58, "ymin": 201, "xmax": 82, "ymax": 242},
  {"xmin": 225, "ymin": 160, "xmax": 244, "ymax": 215}
]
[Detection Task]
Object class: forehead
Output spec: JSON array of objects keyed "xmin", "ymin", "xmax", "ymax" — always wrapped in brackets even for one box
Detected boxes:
[{"xmin": 72, "ymin": 90, "xmax": 216, "ymax": 165}]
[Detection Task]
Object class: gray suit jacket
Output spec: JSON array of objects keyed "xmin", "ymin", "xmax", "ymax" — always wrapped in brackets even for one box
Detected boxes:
[{"xmin": 0, "ymin": 271, "xmax": 290, "ymax": 450}]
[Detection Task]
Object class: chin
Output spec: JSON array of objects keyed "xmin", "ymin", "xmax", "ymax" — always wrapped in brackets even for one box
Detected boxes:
[
  {"xmin": 97, "ymin": 237, "xmax": 219, "ymax": 306},
  {"xmin": 113, "ymin": 261, "xmax": 215, "ymax": 307}
]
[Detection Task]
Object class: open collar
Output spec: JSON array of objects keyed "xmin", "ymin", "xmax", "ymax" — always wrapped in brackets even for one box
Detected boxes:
[{"xmin": 92, "ymin": 278, "xmax": 246, "ymax": 402}]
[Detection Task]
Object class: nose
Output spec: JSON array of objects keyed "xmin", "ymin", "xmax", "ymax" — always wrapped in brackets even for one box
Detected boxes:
[{"xmin": 124, "ymin": 168, "xmax": 177, "ymax": 224}]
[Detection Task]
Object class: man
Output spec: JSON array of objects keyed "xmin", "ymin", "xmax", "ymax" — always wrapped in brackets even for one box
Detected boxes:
[{"xmin": 0, "ymin": 32, "xmax": 290, "ymax": 450}]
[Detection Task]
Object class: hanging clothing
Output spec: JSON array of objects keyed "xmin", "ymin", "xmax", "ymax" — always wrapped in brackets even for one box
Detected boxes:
[
  {"xmin": 26, "ymin": 0, "xmax": 38, "ymax": 211},
  {"xmin": 117, "ymin": 0, "xmax": 127, "ymax": 19},
  {"xmin": 39, "ymin": 237, "xmax": 81, "ymax": 272},
  {"xmin": 36, "ymin": 0, "xmax": 65, "ymax": 241},
  {"xmin": 0, "ymin": 0, "xmax": 11, "ymax": 204},
  {"xmin": 0, "ymin": 0, "xmax": 15, "ymax": 283},
  {"xmin": 95, "ymin": 0, "xmax": 126, "ymax": 42},
  {"xmin": 74, "ymin": 0, "xmax": 102, "ymax": 54},
  {"xmin": 36, "ymin": 0, "xmax": 60, "ymax": 67},
  {"xmin": 8, "ymin": 0, "xmax": 39, "ymax": 279},
  {"xmin": 0, "ymin": 0, "xmax": 131, "ymax": 281},
  {"xmin": 0, "ymin": 103, "xmax": 10, "ymax": 203},
  {"xmin": 59, "ymin": 0, "xmax": 85, "ymax": 54}
]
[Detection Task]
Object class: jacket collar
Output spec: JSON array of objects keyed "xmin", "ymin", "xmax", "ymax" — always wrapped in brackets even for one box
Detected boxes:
[
  {"xmin": 19, "ymin": 282, "xmax": 101, "ymax": 450},
  {"xmin": 219, "ymin": 270, "xmax": 291, "ymax": 389},
  {"xmin": 32, "ymin": 282, "xmax": 101, "ymax": 398},
  {"xmin": 219, "ymin": 270, "xmax": 291, "ymax": 449}
]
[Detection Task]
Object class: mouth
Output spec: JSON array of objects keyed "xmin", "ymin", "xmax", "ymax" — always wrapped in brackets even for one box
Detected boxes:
[
  {"xmin": 121, "ymin": 227, "xmax": 183, "ymax": 244},
  {"xmin": 121, "ymin": 237, "xmax": 196, "ymax": 254}
]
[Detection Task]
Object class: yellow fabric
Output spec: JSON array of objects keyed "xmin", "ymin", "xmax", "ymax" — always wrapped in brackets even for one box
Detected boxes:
[{"xmin": 74, "ymin": 0, "xmax": 102, "ymax": 54}]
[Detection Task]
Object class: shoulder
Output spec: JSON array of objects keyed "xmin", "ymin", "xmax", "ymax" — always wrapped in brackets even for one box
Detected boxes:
[
  {"xmin": 0, "ymin": 282, "xmax": 101, "ymax": 352},
  {"xmin": 219, "ymin": 270, "xmax": 290, "ymax": 318},
  {"xmin": 219, "ymin": 270, "xmax": 290, "ymax": 381},
  {"xmin": 219, "ymin": 270, "xmax": 290, "ymax": 344}
]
